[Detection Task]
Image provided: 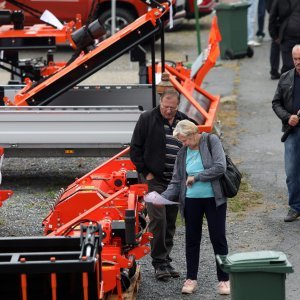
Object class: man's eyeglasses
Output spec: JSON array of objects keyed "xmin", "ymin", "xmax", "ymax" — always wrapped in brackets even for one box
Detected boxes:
[{"xmin": 160, "ymin": 104, "xmax": 178, "ymax": 111}]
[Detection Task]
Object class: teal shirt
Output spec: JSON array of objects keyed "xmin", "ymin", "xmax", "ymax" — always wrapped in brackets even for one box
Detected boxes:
[{"xmin": 186, "ymin": 148, "xmax": 214, "ymax": 198}]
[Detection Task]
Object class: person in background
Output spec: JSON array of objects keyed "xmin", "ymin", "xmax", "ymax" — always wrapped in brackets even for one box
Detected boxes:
[
  {"xmin": 272, "ymin": 45, "xmax": 300, "ymax": 222},
  {"xmin": 248, "ymin": 0, "xmax": 261, "ymax": 47},
  {"xmin": 269, "ymin": 0, "xmax": 300, "ymax": 74},
  {"xmin": 130, "ymin": 89, "xmax": 196, "ymax": 281},
  {"xmin": 256, "ymin": 0, "xmax": 266, "ymax": 42},
  {"xmin": 266, "ymin": 0, "xmax": 281, "ymax": 79},
  {"xmin": 161, "ymin": 120, "xmax": 230, "ymax": 295}
]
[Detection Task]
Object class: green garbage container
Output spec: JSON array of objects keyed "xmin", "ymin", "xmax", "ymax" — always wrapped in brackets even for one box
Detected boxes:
[
  {"xmin": 216, "ymin": 251, "xmax": 294, "ymax": 300},
  {"xmin": 215, "ymin": 1, "xmax": 253, "ymax": 59}
]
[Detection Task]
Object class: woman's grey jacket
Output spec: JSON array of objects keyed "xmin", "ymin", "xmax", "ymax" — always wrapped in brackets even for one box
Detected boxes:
[{"xmin": 161, "ymin": 132, "xmax": 227, "ymax": 217}]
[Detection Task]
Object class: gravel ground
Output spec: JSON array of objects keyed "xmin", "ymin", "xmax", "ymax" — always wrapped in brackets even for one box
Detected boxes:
[{"xmin": 0, "ymin": 14, "xmax": 298, "ymax": 300}]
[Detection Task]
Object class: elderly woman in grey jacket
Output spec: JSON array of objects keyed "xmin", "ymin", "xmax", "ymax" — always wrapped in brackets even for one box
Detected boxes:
[{"xmin": 161, "ymin": 120, "xmax": 230, "ymax": 296}]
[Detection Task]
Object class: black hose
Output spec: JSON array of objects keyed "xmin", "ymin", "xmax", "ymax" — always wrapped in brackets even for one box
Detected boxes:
[{"xmin": 6, "ymin": 0, "xmax": 43, "ymax": 20}]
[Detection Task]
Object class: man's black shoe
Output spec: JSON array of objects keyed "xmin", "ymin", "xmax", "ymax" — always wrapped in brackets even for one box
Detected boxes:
[
  {"xmin": 271, "ymin": 72, "xmax": 280, "ymax": 80},
  {"xmin": 166, "ymin": 264, "xmax": 180, "ymax": 278},
  {"xmin": 154, "ymin": 265, "xmax": 171, "ymax": 281},
  {"xmin": 284, "ymin": 208, "xmax": 300, "ymax": 222}
]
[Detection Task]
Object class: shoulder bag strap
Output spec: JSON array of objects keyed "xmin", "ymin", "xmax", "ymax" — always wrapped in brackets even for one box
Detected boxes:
[{"xmin": 207, "ymin": 133, "xmax": 212, "ymax": 155}]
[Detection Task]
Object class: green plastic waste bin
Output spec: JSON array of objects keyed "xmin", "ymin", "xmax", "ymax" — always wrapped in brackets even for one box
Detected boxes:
[
  {"xmin": 216, "ymin": 251, "xmax": 294, "ymax": 300},
  {"xmin": 215, "ymin": 1, "xmax": 253, "ymax": 59}
]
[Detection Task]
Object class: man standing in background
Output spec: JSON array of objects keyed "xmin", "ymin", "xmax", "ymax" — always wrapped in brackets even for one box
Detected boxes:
[
  {"xmin": 269, "ymin": 0, "xmax": 300, "ymax": 74},
  {"xmin": 266, "ymin": 0, "xmax": 281, "ymax": 79},
  {"xmin": 272, "ymin": 45, "xmax": 300, "ymax": 222}
]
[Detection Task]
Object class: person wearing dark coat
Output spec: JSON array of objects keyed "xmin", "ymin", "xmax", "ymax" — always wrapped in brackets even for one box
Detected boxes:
[
  {"xmin": 130, "ymin": 89, "xmax": 196, "ymax": 281},
  {"xmin": 266, "ymin": 0, "xmax": 281, "ymax": 79},
  {"xmin": 272, "ymin": 45, "xmax": 300, "ymax": 222},
  {"xmin": 256, "ymin": 0, "xmax": 266, "ymax": 42},
  {"xmin": 269, "ymin": 0, "xmax": 300, "ymax": 74}
]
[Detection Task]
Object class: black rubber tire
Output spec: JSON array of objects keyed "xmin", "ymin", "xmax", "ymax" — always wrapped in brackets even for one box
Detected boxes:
[
  {"xmin": 224, "ymin": 49, "xmax": 234, "ymax": 60},
  {"xmin": 98, "ymin": 8, "xmax": 136, "ymax": 37},
  {"xmin": 247, "ymin": 45, "xmax": 254, "ymax": 58}
]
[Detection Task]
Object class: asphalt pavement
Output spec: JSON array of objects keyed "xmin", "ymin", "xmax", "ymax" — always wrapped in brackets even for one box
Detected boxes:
[{"xmin": 205, "ymin": 36, "xmax": 300, "ymax": 299}]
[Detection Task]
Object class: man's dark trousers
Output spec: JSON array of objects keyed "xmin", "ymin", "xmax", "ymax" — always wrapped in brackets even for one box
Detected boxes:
[{"xmin": 146, "ymin": 177, "xmax": 178, "ymax": 267}]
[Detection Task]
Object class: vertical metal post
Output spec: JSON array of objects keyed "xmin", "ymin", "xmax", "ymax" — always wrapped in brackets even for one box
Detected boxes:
[
  {"xmin": 21, "ymin": 273, "xmax": 27, "ymax": 300},
  {"xmin": 160, "ymin": 22, "xmax": 165, "ymax": 72},
  {"xmin": 194, "ymin": 0, "xmax": 202, "ymax": 54},
  {"xmin": 111, "ymin": 0, "xmax": 116, "ymax": 35},
  {"xmin": 151, "ymin": 35, "xmax": 156, "ymax": 108},
  {"xmin": 51, "ymin": 273, "xmax": 57, "ymax": 300}
]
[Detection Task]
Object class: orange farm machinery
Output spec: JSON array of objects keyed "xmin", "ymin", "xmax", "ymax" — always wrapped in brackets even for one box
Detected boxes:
[
  {"xmin": 0, "ymin": 0, "xmax": 223, "ymax": 298},
  {"xmin": 0, "ymin": 148, "xmax": 151, "ymax": 299}
]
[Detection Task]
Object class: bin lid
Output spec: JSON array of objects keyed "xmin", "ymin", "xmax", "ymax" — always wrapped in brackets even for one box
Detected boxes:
[
  {"xmin": 227, "ymin": 251, "xmax": 287, "ymax": 265},
  {"xmin": 217, "ymin": 251, "xmax": 294, "ymax": 273},
  {"xmin": 215, "ymin": 1, "xmax": 250, "ymax": 10}
]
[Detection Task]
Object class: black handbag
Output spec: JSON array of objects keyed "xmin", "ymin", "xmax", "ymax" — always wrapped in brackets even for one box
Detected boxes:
[{"xmin": 207, "ymin": 134, "xmax": 242, "ymax": 198}]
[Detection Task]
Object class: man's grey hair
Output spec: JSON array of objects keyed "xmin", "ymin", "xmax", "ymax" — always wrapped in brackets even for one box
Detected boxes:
[
  {"xmin": 173, "ymin": 119, "xmax": 198, "ymax": 138},
  {"xmin": 292, "ymin": 44, "xmax": 300, "ymax": 53},
  {"xmin": 160, "ymin": 89, "xmax": 180, "ymax": 104}
]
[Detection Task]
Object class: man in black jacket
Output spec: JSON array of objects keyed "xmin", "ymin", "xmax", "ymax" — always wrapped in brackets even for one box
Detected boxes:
[
  {"xmin": 269, "ymin": 0, "xmax": 300, "ymax": 74},
  {"xmin": 266, "ymin": 0, "xmax": 281, "ymax": 79},
  {"xmin": 272, "ymin": 44, "xmax": 300, "ymax": 222},
  {"xmin": 130, "ymin": 89, "xmax": 194, "ymax": 280}
]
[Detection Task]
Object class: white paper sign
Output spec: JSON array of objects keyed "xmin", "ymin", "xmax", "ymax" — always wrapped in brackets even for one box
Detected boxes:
[
  {"xmin": 144, "ymin": 191, "xmax": 179, "ymax": 205},
  {"xmin": 169, "ymin": 4, "xmax": 174, "ymax": 30},
  {"xmin": 40, "ymin": 10, "xmax": 64, "ymax": 30}
]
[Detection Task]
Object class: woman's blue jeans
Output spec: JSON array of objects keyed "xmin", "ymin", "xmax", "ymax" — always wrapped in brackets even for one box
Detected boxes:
[{"xmin": 285, "ymin": 126, "xmax": 300, "ymax": 212}]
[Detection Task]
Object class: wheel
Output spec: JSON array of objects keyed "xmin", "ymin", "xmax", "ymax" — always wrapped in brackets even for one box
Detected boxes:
[
  {"xmin": 247, "ymin": 45, "xmax": 254, "ymax": 58},
  {"xmin": 224, "ymin": 49, "xmax": 234, "ymax": 60},
  {"xmin": 98, "ymin": 8, "xmax": 136, "ymax": 37}
]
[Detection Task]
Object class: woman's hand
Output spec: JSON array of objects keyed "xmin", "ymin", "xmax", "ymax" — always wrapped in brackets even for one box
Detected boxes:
[{"xmin": 186, "ymin": 176, "xmax": 195, "ymax": 187}]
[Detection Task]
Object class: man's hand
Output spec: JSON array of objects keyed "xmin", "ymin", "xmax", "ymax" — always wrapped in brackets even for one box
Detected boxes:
[
  {"xmin": 186, "ymin": 176, "xmax": 195, "ymax": 187},
  {"xmin": 146, "ymin": 172, "xmax": 154, "ymax": 180},
  {"xmin": 288, "ymin": 114, "xmax": 299, "ymax": 127}
]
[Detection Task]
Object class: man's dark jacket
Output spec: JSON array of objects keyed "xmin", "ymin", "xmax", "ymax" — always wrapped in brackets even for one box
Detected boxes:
[
  {"xmin": 272, "ymin": 68, "xmax": 297, "ymax": 131},
  {"xmin": 269, "ymin": 0, "xmax": 300, "ymax": 42},
  {"xmin": 265, "ymin": 0, "xmax": 273, "ymax": 13},
  {"xmin": 130, "ymin": 106, "xmax": 194, "ymax": 179}
]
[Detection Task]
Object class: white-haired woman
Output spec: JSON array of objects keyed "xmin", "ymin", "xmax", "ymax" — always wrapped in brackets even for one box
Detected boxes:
[{"xmin": 161, "ymin": 119, "xmax": 230, "ymax": 295}]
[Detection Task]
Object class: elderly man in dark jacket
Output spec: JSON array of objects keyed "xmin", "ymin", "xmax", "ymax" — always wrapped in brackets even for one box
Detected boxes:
[
  {"xmin": 272, "ymin": 44, "xmax": 300, "ymax": 222},
  {"xmin": 269, "ymin": 0, "xmax": 300, "ymax": 74},
  {"xmin": 130, "ymin": 89, "xmax": 196, "ymax": 281}
]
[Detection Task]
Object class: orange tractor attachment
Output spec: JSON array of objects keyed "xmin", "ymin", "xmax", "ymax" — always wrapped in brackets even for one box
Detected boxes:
[
  {"xmin": 0, "ymin": 148, "xmax": 151, "ymax": 299},
  {"xmin": 0, "ymin": 189, "xmax": 12, "ymax": 207},
  {"xmin": 4, "ymin": 0, "xmax": 172, "ymax": 107},
  {"xmin": 0, "ymin": 19, "xmax": 80, "ymax": 47},
  {"xmin": 43, "ymin": 147, "xmax": 152, "ymax": 298},
  {"xmin": 0, "ymin": 147, "xmax": 13, "ymax": 207},
  {"xmin": 148, "ymin": 15, "xmax": 222, "ymax": 133},
  {"xmin": 0, "ymin": 11, "xmax": 83, "ymax": 83}
]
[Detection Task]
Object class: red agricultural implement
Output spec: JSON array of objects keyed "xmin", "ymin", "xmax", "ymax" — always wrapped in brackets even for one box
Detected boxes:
[
  {"xmin": 0, "ymin": 147, "xmax": 13, "ymax": 207},
  {"xmin": 0, "ymin": 148, "xmax": 150, "ymax": 300},
  {"xmin": 0, "ymin": 1, "xmax": 223, "ymax": 299}
]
